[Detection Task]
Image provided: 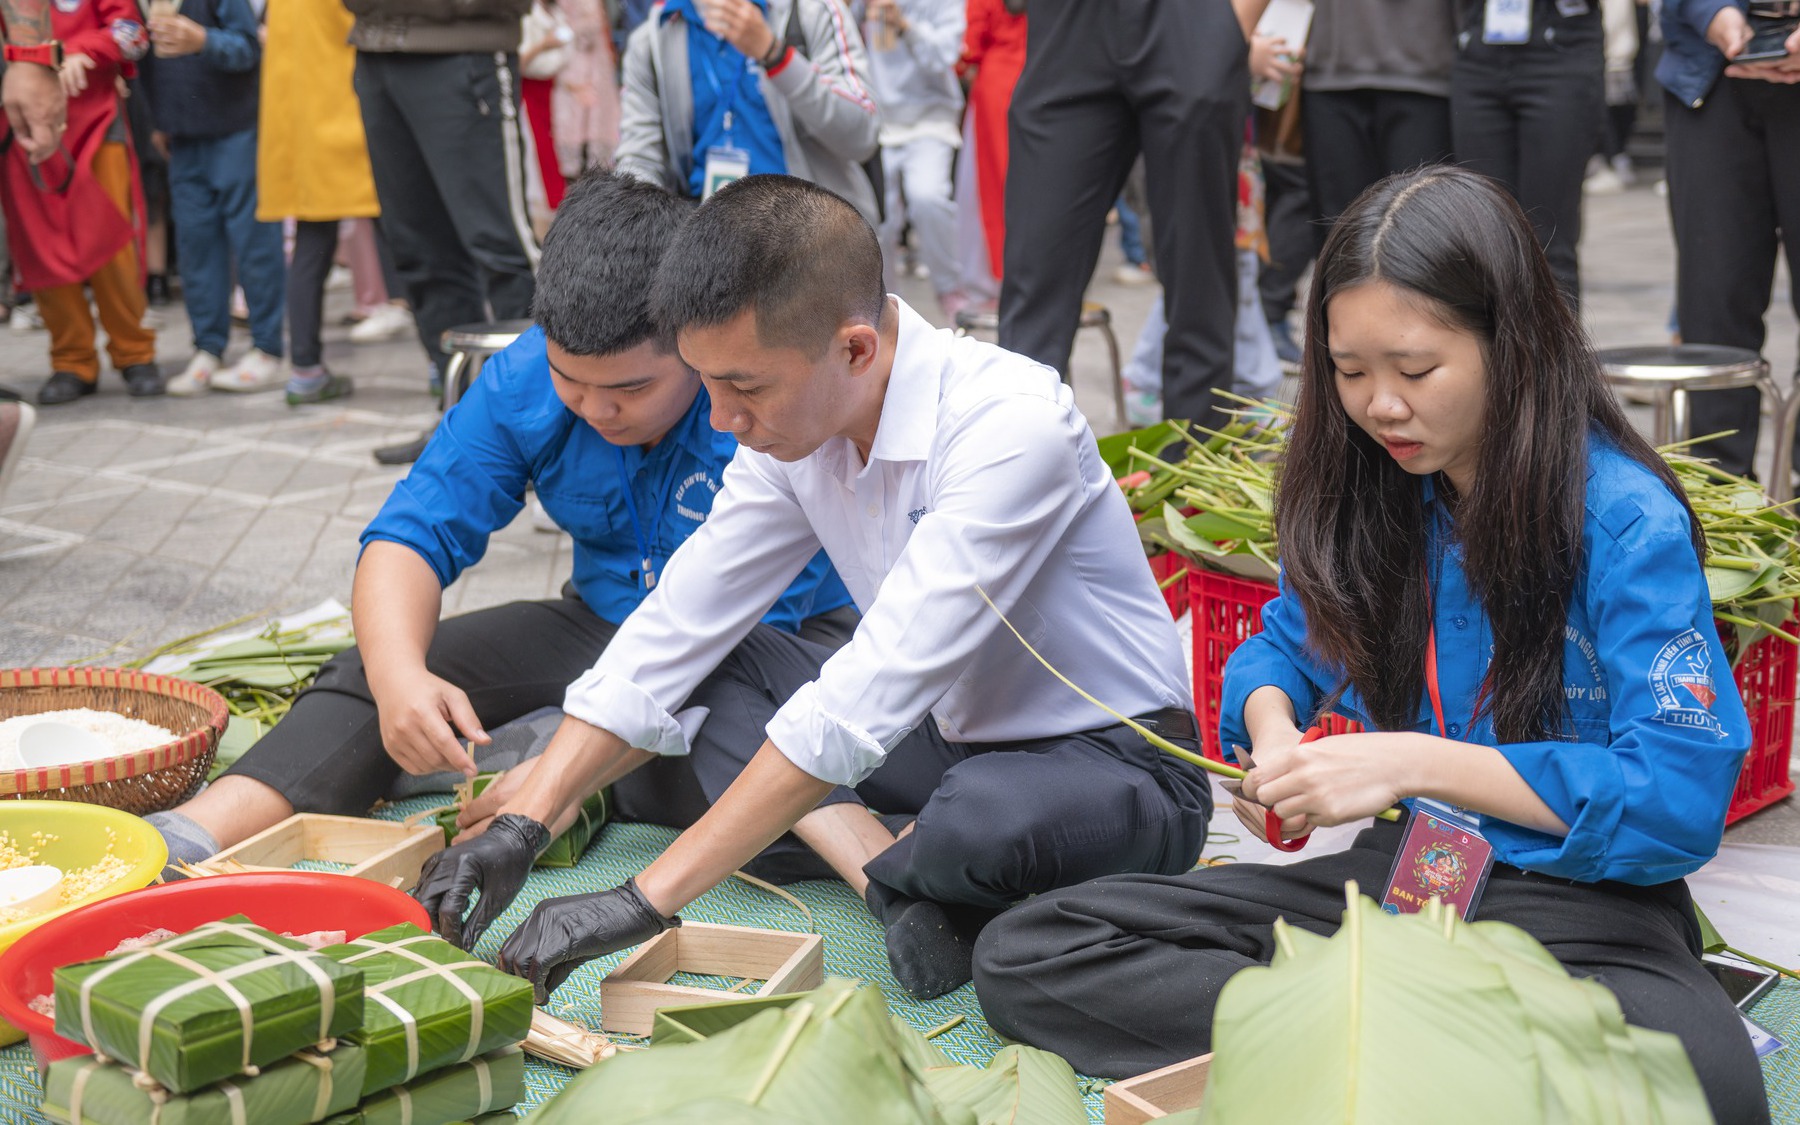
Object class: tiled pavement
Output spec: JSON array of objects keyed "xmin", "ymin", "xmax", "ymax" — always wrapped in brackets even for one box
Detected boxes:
[{"xmin": 1, "ymin": 183, "xmax": 1796, "ymax": 842}]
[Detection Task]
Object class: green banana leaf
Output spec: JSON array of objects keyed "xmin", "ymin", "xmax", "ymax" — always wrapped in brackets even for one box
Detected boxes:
[
  {"xmin": 920, "ymin": 1045, "xmax": 1085, "ymax": 1125},
  {"xmin": 358, "ymin": 1048, "xmax": 525, "ymax": 1125},
  {"xmin": 42, "ymin": 1044, "xmax": 365, "ymax": 1125},
  {"xmin": 1200, "ymin": 891, "xmax": 1712, "ymax": 1124},
  {"xmin": 1097, "ymin": 421, "xmax": 1186, "ymax": 479},
  {"xmin": 210, "ymin": 714, "xmax": 270, "ymax": 781},
  {"xmin": 433, "ymin": 776, "xmax": 609, "ymax": 868}
]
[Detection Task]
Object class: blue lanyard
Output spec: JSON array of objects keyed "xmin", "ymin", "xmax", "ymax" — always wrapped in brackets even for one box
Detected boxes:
[
  {"xmin": 613, "ymin": 423, "xmax": 690, "ymax": 590},
  {"xmin": 696, "ymin": 28, "xmax": 748, "ymax": 143}
]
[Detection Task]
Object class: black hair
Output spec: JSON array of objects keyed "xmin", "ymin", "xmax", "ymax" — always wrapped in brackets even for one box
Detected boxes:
[
  {"xmin": 1279, "ymin": 166, "xmax": 1703, "ymax": 743},
  {"xmin": 533, "ymin": 169, "xmax": 693, "ymax": 356},
  {"xmin": 648, "ymin": 174, "xmax": 886, "ymax": 358}
]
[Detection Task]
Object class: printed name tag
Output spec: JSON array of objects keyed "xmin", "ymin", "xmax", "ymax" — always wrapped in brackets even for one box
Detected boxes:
[
  {"xmin": 702, "ymin": 146, "xmax": 750, "ymax": 201},
  {"xmin": 1484, "ymin": 0, "xmax": 1531, "ymax": 43},
  {"xmin": 1381, "ymin": 800, "xmax": 1496, "ymax": 921}
]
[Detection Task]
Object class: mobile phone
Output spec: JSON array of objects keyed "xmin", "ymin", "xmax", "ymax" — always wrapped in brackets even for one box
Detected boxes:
[
  {"xmin": 1739, "ymin": 5, "xmax": 1798, "ymax": 63},
  {"xmin": 1703, "ymin": 953, "xmax": 1781, "ymax": 1011}
]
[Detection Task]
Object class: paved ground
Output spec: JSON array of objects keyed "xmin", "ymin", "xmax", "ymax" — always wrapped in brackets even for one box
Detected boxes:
[{"xmin": 1, "ymin": 181, "xmax": 1796, "ymax": 841}]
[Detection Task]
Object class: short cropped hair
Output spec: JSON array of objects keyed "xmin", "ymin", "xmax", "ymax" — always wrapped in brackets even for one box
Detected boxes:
[
  {"xmin": 649, "ymin": 175, "xmax": 886, "ymax": 358},
  {"xmin": 533, "ymin": 170, "xmax": 692, "ymax": 356}
]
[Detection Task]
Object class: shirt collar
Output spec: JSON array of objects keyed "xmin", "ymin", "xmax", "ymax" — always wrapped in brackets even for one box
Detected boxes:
[{"xmin": 865, "ymin": 297, "xmax": 943, "ymax": 466}]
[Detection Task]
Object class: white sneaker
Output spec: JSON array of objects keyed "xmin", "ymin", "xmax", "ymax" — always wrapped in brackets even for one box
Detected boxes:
[
  {"xmin": 212, "ymin": 349, "xmax": 286, "ymax": 393},
  {"xmin": 349, "ymin": 303, "xmax": 414, "ymax": 344},
  {"xmin": 9, "ymin": 306, "xmax": 43, "ymax": 334},
  {"xmin": 166, "ymin": 351, "xmax": 223, "ymax": 397},
  {"xmin": 1584, "ymin": 166, "xmax": 1624, "ymax": 196},
  {"xmin": 1114, "ymin": 263, "xmax": 1157, "ymax": 287},
  {"xmin": 325, "ymin": 265, "xmax": 353, "ymax": 292}
]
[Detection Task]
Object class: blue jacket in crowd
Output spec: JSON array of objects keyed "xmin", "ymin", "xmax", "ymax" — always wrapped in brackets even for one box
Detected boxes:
[
  {"xmin": 1657, "ymin": 0, "xmax": 1746, "ymax": 108},
  {"xmin": 1221, "ymin": 437, "xmax": 1751, "ymax": 887},
  {"xmin": 361, "ymin": 326, "xmax": 851, "ymax": 632},
  {"xmin": 139, "ymin": 0, "xmax": 261, "ymax": 140}
]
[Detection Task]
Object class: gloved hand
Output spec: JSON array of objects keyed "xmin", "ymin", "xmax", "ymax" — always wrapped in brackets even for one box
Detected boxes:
[
  {"xmin": 414, "ymin": 813, "xmax": 550, "ymax": 950},
  {"xmin": 497, "ymin": 877, "xmax": 679, "ymax": 1003}
]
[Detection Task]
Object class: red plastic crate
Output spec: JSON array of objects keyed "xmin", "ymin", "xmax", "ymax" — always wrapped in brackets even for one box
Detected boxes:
[
  {"xmin": 1175, "ymin": 562, "xmax": 1796, "ymax": 821},
  {"xmin": 1727, "ymin": 633, "xmax": 1797, "ymax": 825},
  {"xmin": 1147, "ymin": 552, "xmax": 1191, "ymax": 619}
]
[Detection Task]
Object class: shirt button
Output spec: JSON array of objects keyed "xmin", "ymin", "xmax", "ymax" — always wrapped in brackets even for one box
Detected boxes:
[
  {"xmin": 866, "ymin": 505, "xmax": 879, "ymax": 518},
  {"xmin": 1452, "ymin": 616, "xmax": 1468, "ymax": 630},
  {"xmin": 1447, "ymin": 722, "xmax": 1462, "ymax": 738}
]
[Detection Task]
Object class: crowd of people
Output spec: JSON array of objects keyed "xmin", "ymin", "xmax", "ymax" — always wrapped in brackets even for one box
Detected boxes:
[{"xmin": 0, "ymin": 1, "xmax": 1797, "ymax": 1120}]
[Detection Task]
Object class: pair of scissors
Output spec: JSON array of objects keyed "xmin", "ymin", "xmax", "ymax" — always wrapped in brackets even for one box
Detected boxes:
[{"xmin": 1231, "ymin": 726, "xmax": 1324, "ymax": 853}]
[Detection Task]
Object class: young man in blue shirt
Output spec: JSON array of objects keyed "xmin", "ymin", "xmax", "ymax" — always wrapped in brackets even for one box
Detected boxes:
[{"xmin": 148, "ymin": 171, "xmax": 852, "ymax": 876}]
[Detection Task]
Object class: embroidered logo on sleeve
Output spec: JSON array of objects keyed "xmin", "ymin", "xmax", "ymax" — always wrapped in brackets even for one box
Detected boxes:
[
  {"xmin": 1647, "ymin": 628, "xmax": 1725, "ymax": 737},
  {"xmin": 908, "ymin": 507, "xmax": 929, "ymax": 524}
]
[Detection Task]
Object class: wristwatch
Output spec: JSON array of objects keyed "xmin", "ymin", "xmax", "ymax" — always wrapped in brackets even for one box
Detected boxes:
[{"xmin": 3, "ymin": 41, "xmax": 64, "ymax": 68}]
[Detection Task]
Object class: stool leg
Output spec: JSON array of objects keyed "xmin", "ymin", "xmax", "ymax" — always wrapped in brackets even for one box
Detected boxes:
[
  {"xmin": 1100, "ymin": 322, "xmax": 1125, "ymax": 427},
  {"xmin": 1764, "ymin": 364, "xmax": 1795, "ymax": 502},
  {"xmin": 1650, "ymin": 388, "xmax": 1672, "ymax": 447},
  {"xmin": 442, "ymin": 352, "xmax": 469, "ymax": 411},
  {"xmin": 1670, "ymin": 388, "xmax": 1690, "ymax": 448}
]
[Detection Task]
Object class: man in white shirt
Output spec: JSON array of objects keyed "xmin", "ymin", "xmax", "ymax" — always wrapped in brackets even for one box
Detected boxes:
[{"xmin": 417, "ymin": 174, "xmax": 1211, "ymax": 1001}]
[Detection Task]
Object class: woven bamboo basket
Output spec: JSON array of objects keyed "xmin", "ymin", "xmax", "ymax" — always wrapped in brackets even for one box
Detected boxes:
[{"xmin": 0, "ymin": 668, "xmax": 228, "ymax": 814}]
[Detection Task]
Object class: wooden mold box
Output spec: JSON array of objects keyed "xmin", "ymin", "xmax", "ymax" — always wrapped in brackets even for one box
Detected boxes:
[
  {"xmin": 1103, "ymin": 1053, "xmax": 1213, "ymax": 1124},
  {"xmin": 202, "ymin": 813, "xmax": 444, "ymax": 892},
  {"xmin": 599, "ymin": 922, "xmax": 823, "ymax": 1036}
]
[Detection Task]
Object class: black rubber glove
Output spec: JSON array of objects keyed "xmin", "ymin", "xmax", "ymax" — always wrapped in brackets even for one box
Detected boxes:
[
  {"xmin": 497, "ymin": 877, "xmax": 679, "ymax": 1003},
  {"xmin": 413, "ymin": 813, "xmax": 550, "ymax": 951}
]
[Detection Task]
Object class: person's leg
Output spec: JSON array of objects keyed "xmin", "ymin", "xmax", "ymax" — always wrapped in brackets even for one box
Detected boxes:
[
  {"xmin": 86, "ymin": 142, "xmax": 157, "ymax": 378},
  {"xmin": 170, "ymin": 596, "xmax": 621, "ymax": 854},
  {"xmin": 167, "ymin": 139, "xmax": 232, "ymax": 359},
  {"xmin": 384, "ymin": 52, "xmax": 539, "ymax": 323},
  {"xmin": 1450, "ymin": 42, "xmax": 1523, "ymax": 207},
  {"xmin": 288, "ymin": 220, "xmax": 338, "ymax": 371},
  {"xmin": 973, "ymin": 826, "xmax": 1397, "ymax": 1076},
  {"xmin": 1301, "ymin": 89, "xmax": 1382, "ymax": 253},
  {"xmin": 1664, "ymin": 82, "xmax": 1779, "ymax": 476},
  {"xmin": 878, "ymin": 144, "xmax": 908, "ymax": 294},
  {"xmin": 1761, "ymin": 85, "xmax": 1800, "ymax": 473},
  {"xmin": 1372, "ymin": 89, "xmax": 1453, "ymax": 177},
  {"xmin": 998, "ymin": 0, "xmax": 1138, "ymax": 382},
  {"xmin": 35, "ymin": 281, "xmax": 101, "ymax": 384},
  {"xmin": 1257, "ymin": 155, "xmax": 1310, "ymax": 326},
  {"xmin": 1233, "ymin": 247, "xmax": 1281, "ymax": 399},
  {"xmin": 342, "ymin": 219, "xmax": 390, "ymax": 314},
  {"xmin": 354, "ymin": 52, "xmax": 487, "ymax": 376},
  {"xmin": 901, "ymin": 137, "xmax": 961, "ymax": 303},
  {"xmin": 214, "ymin": 128, "xmax": 287, "ymax": 358},
  {"xmin": 1130, "ymin": 0, "xmax": 1248, "ymax": 425},
  {"xmin": 1509, "ymin": 28, "xmax": 1604, "ymax": 302},
  {"xmin": 1121, "ymin": 292, "xmax": 1167, "ymax": 424}
]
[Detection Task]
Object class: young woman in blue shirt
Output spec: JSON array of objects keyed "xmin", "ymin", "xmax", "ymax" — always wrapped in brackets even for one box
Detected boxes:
[{"xmin": 972, "ymin": 167, "xmax": 1768, "ymax": 1123}]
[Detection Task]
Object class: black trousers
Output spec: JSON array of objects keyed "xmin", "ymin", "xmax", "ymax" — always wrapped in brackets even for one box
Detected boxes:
[
  {"xmin": 1257, "ymin": 156, "xmax": 1311, "ymax": 323},
  {"xmin": 287, "ymin": 221, "xmax": 337, "ymax": 371},
  {"xmin": 683, "ymin": 625, "xmax": 1216, "ymax": 911},
  {"xmin": 1302, "ymin": 88, "xmax": 1452, "ymax": 253},
  {"xmin": 997, "ymin": 0, "xmax": 1248, "ymax": 424},
  {"xmin": 1665, "ymin": 79, "xmax": 1800, "ymax": 478},
  {"xmin": 973, "ymin": 815, "xmax": 1769, "ymax": 1124},
  {"xmin": 353, "ymin": 51, "xmax": 539, "ymax": 378},
  {"xmin": 1451, "ymin": 14, "xmax": 1604, "ymax": 302},
  {"xmin": 224, "ymin": 591, "xmax": 857, "ymax": 826}
]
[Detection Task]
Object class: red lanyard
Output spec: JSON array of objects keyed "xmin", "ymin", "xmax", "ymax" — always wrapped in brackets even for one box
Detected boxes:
[{"xmin": 1423, "ymin": 572, "xmax": 1449, "ymax": 740}]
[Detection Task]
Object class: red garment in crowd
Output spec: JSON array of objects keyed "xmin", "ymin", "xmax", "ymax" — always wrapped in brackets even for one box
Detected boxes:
[
  {"xmin": 523, "ymin": 76, "xmax": 567, "ymax": 211},
  {"xmin": 958, "ymin": 0, "xmax": 1025, "ymax": 281},
  {"xmin": 0, "ymin": 0, "xmax": 147, "ymax": 290}
]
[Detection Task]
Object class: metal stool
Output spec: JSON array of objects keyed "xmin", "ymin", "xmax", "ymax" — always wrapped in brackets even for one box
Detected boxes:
[
  {"xmin": 1597, "ymin": 344, "xmax": 1793, "ymax": 500},
  {"xmin": 955, "ymin": 302, "xmax": 1125, "ymax": 426},
  {"xmin": 440, "ymin": 319, "xmax": 533, "ymax": 410}
]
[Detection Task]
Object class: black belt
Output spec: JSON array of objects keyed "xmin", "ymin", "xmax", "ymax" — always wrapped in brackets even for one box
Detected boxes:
[{"xmin": 1134, "ymin": 707, "xmax": 1200, "ymax": 746}]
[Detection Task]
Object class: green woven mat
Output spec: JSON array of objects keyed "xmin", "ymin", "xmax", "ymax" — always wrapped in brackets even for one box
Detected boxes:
[{"xmin": 0, "ymin": 804, "xmax": 1792, "ymax": 1123}]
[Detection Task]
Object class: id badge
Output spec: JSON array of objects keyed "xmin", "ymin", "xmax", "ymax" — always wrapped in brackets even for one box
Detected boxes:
[
  {"xmin": 1381, "ymin": 800, "xmax": 1496, "ymax": 920},
  {"xmin": 702, "ymin": 146, "xmax": 750, "ymax": 201},
  {"xmin": 1483, "ymin": 0, "xmax": 1532, "ymax": 43},
  {"xmin": 1554, "ymin": 0, "xmax": 1589, "ymax": 14}
]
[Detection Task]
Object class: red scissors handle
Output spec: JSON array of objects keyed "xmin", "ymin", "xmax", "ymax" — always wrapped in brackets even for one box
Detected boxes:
[{"xmin": 1264, "ymin": 726, "xmax": 1324, "ymax": 852}]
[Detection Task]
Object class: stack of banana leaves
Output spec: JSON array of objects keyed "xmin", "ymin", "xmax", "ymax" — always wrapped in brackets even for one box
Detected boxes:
[
  {"xmin": 130, "ymin": 612, "xmax": 356, "ymax": 778},
  {"xmin": 1099, "ymin": 403, "xmax": 1800, "ymax": 653}
]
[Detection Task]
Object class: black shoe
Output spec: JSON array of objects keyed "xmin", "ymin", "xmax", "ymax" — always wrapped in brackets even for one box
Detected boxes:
[
  {"xmin": 37, "ymin": 370, "xmax": 97, "ymax": 405},
  {"xmin": 122, "ymin": 363, "xmax": 166, "ymax": 397},
  {"xmin": 374, "ymin": 430, "xmax": 433, "ymax": 466},
  {"xmin": 145, "ymin": 275, "xmax": 171, "ymax": 307}
]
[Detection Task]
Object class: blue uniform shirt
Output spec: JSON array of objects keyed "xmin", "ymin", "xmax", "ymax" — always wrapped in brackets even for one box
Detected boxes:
[
  {"xmin": 361, "ymin": 326, "xmax": 850, "ymax": 632},
  {"xmin": 662, "ymin": 0, "xmax": 789, "ymax": 199},
  {"xmin": 1221, "ymin": 437, "xmax": 1751, "ymax": 886}
]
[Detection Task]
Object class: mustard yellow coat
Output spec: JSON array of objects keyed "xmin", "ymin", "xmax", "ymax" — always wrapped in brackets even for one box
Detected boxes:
[{"xmin": 255, "ymin": 0, "xmax": 380, "ymax": 221}]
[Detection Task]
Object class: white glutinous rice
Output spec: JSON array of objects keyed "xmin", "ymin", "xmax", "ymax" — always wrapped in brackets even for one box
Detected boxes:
[{"xmin": 0, "ymin": 708, "xmax": 177, "ymax": 763}]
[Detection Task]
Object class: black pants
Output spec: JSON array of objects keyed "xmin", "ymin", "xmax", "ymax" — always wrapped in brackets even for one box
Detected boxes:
[
  {"xmin": 973, "ymin": 815, "xmax": 1769, "ymax": 1123},
  {"xmin": 1451, "ymin": 14, "xmax": 1604, "ymax": 302},
  {"xmin": 1302, "ymin": 88, "xmax": 1452, "ymax": 253},
  {"xmin": 1665, "ymin": 80, "xmax": 1800, "ymax": 478},
  {"xmin": 224, "ymin": 591, "xmax": 857, "ymax": 826},
  {"xmin": 997, "ymin": 0, "xmax": 1247, "ymax": 424},
  {"xmin": 352, "ymin": 51, "xmax": 539, "ymax": 378},
  {"xmin": 287, "ymin": 222, "xmax": 337, "ymax": 370},
  {"xmin": 683, "ymin": 625, "xmax": 1216, "ymax": 911},
  {"xmin": 1257, "ymin": 156, "xmax": 1311, "ymax": 324}
]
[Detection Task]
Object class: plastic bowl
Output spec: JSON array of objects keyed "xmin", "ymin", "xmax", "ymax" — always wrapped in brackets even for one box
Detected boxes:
[
  {"xmin": 0, "ymin": 802, "xmax": 165, "ymax": 1047},
  {"xmin": 0, "ymin": 871, "xmax": 429, "ymax": 1070}
]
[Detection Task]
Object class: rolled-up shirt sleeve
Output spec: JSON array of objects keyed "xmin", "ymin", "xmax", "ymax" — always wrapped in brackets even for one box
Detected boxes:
[
  {"xmin": 766, "ymin": 392, "xmax": 1089, "ymax": 786},
  {"xmin": 1484, "ymin": 521, "xmax": 1749, "ymax": 885},
  {"xmin": 1217, "ymin": 570, "xmax": 1337, "ymax": 763},
  {"xmin": 562, "ymin": 449, "xmax": 823, "ymax": 754}
]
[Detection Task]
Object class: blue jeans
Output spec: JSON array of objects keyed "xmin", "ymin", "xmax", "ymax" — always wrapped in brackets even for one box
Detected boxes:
[
  {"xmin": 1115, "ymin": 195, "xmax": 1146, "ymax": 267},
  {"xmin": 169, "ymin": 128, "xmax": 285, "ymax": 358}
]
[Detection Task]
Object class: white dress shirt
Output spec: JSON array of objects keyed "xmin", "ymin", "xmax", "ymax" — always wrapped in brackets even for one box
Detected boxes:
[{"xmin": 563, "ymin": 299, "xmax": 1190, "ymax": 787}]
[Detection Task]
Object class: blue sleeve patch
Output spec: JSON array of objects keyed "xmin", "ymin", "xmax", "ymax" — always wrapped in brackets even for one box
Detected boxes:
[{"xmin": 1647, "ymin": 627, "xmax": 1725, "ymax": 738}]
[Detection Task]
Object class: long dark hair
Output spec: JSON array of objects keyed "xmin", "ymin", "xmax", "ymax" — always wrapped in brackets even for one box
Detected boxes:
[{"xmin": 1278, "ymin": 167, "xmax": 1704, "ymax": 742}]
